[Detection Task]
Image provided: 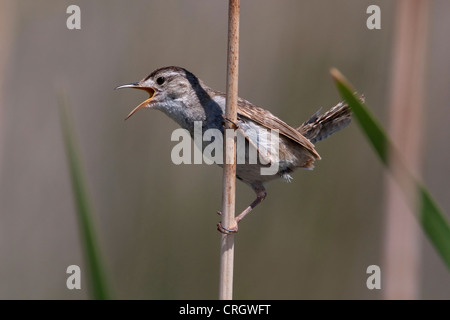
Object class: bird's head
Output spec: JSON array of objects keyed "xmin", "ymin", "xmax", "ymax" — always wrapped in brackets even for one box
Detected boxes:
[{"xmin": 115, "ymin": 66, "xmax": 205, "ymax": 120}]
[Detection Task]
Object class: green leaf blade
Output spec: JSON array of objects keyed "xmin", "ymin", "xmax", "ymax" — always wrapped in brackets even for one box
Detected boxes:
[
  {"xmin": 331, "ymin": 68, "xmax": 388, "ymax": 165},
  {"xmin": 331, "ymin": 68, "xmax": 450, "ymax": 270},
  {"xmin": 58, "ymin": 93, "xmax": 111, "ymax": 300}
]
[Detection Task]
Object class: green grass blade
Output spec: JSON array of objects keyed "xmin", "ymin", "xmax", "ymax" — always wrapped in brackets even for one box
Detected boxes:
[
  {"xmin": 419, "ymin": 184, "xmax": 450, "ymax": 262},
  {"xmin": 331, "ymin": 68, "xmax": 450, "ymax": 270},
  {"xmin": 58, "ymin": 93, "xmax": 111, "ymax": 299},
  {"xmin": 332, "ymin": 71, "xmax": 388, "ymax": 165}
]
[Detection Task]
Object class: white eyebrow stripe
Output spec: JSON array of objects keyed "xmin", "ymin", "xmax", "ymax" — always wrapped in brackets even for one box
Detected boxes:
[{"xmin": 163, "ymin": 71, "xmax": 184, "ymax": 78}]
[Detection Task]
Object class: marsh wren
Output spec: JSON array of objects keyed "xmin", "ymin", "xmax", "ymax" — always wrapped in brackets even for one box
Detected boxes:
[{"xmin": 116, "ymin": 66, "xmax": 351, "ymax": 233}]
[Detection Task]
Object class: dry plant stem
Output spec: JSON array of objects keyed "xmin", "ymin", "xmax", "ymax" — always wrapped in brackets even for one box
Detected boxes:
[
  {"xmin": 219, "ymin": 0, "xmax": 240, "ymax": 300},
  {"xmin": 383, "ymin": 0, "xmax": 429, "ymax": 299}
]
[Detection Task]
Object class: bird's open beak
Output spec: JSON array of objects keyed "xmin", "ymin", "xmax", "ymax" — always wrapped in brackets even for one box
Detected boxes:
[{"xmin": 115, "ymin": 82, "xmax": 156, "ymax": 120}]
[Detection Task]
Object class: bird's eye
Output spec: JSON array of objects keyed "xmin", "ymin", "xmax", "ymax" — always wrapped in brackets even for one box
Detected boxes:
[{"xmin": 156, "ymin": 77, "xmax": 165, "ymax": 85}]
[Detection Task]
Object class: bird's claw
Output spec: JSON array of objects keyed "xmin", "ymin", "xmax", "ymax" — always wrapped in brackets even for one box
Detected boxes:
[
  {"xmin": 222, "ymin": 116, "xmax": 239, "ymax": 129},
  {"xmin": 217, "ymin": 221, "xmax": 239, "ymax": 234}
]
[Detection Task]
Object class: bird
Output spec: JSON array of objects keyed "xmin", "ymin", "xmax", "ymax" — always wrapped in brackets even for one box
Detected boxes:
[{"xmin": 116, "ymin": 66, "xmax": 352, "ymax": 233}]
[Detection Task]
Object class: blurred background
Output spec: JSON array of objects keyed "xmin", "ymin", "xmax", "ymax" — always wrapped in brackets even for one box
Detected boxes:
[{"xmin": 0, "ymin": 0, "xmax": 449, "ymax": 299}]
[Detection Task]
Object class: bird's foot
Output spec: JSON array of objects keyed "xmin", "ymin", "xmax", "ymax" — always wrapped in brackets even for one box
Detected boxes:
[
  {"xmin": 217, "ymin": 221, "xmax": 239, "ymax": 234},
  {"xmin": 222, "ymin": 115, "xmax": 240, "ymax": 129}
]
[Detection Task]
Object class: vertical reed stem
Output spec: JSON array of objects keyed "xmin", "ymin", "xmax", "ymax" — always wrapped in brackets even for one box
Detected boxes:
[
  {"xmin": 219, "ymin": 0, "xmax": 240, "ymax": 300},
  {"xmin": 383, "ymin": 0, "xmax": 429, "ymax": 299}
]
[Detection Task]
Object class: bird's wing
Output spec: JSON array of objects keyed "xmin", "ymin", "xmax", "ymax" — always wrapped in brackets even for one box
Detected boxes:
[
  {"xmin": 236, "ymin": 98, "xmax": 321, "ymax": 160},
  {"xmin": 234, "ymin": 126, "xmax": 273, "ymax": 165}
]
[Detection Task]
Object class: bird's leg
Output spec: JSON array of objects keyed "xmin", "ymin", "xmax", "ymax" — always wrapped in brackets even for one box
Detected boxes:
[{"xmin": 217, "ymin": 184, "xmax": 267, "ymax": 234}]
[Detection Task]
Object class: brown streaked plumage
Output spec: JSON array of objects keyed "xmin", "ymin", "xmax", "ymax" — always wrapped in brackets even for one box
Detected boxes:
[{"xmin": 235, "ymin": 97, "xmax": 321, "ymax": 160}]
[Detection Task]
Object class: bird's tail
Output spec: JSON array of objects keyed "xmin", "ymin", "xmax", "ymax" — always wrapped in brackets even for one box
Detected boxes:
[{"xmin": 297, "ymin": 100, "xmax": 354, "ymax": 144}]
